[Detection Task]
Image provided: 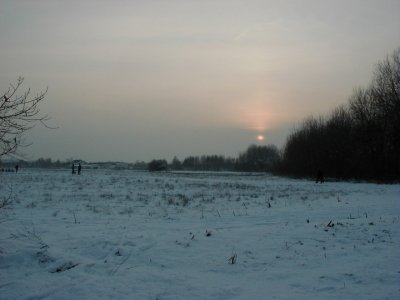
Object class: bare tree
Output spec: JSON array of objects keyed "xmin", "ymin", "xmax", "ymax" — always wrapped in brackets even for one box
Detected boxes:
[
  {"xmin": 277, "ymin": 48, "xmax": 400, "ymax": 181},
  {"xmin": 0, "ymin": 77, "xmax": 51, "ymax": 158}
]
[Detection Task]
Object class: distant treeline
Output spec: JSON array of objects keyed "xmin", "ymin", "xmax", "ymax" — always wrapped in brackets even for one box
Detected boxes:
[
  {"xmin": 0, "ymin": 158, "xmax": 148, "ymax": 170},
  {"xmin": 148, "ymin": 148, "xmax": 278, "ymax": 173},
  {"xmin": 1, "ymin": 158, "xmax": 70, "ymax": 169},
  {"xmin": 148, "ymin": 144, "xmax": 280, "ymax": 172},
  {"xmin": 1, "ymin": 145, "xmax": 280, "ymax": 173},
  {"xmin": 274, "ymin": 49, "xmax": 400, "ymax": 181}
]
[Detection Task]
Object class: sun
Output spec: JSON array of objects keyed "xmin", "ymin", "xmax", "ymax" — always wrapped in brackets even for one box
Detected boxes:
[{"xmin": 256, "ymin": 135, "xmax": 265, "ymax": 141}]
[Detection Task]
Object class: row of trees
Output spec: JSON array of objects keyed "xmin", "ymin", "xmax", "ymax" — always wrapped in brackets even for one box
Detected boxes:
[
  {"xmin": 236, "ymin": 144, "xmax": 279, "ymax": 172},
  {"xmin": 1, "ymin": 158, "xmax": 72, "ymax": 169},
  {"xmin": 149, "ymin": 144, "xmax": 280, "ymax": 172},
  {"xmin": 276, "ymin": 49, "xmax": 400, "ymax": 180},
  {"xmin": 174, "ymin": 155, "xmax": 235, "ymax": 171}
]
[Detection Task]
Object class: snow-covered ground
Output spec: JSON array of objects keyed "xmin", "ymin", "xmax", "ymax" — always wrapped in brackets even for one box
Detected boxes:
[{"xmin": 1, "ymin": 169, "xmax": 399, "ymax": 300}]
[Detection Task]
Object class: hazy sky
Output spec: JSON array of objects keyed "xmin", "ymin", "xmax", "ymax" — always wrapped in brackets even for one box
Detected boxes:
[{"xmin": 1, "ymin": 0, "xmax": 399, "ymax": 162}]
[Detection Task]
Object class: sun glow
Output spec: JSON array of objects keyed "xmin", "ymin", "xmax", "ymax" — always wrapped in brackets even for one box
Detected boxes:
[
  {"xmin": 257, "ymin": 135, "xmax": 265, "ymax": 141},
  {"xmin": 230, "ymin": 99, "xmax": 280, "ymax": 133}
]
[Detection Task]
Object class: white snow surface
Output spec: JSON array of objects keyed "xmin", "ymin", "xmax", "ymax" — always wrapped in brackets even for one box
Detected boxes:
[{"xmin": 1, "ymin": 169, "xmax": 399, "ymax": 300}]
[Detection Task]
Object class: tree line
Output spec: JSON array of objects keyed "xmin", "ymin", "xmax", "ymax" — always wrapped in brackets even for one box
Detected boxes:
[
  {"xmin": 1, "ymin": 158, "xmax": 71, "ymax": 169},
  {"xmin": 275, "ymin": 49, "xmax": 400, "ymax": 181},
  {"xmin": 148, "ymin": 144, "xmax": 280, "ymax": 172}
]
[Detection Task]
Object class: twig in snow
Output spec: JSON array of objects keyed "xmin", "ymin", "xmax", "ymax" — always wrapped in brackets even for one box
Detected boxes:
[
  {"xmin": 326, "ymin": 220, "xmax": 334, "ymax": 227},
  {"xmin": 11, "ymin": 224, "xmax": 49, "ymax": 249},
  {"xmin": 285, "ymin": 240, "xmax": 303, "ymax": 250},
  {"xmin": 109, "ymin": 251, "xmax": 132, "ymax": 275},
  {"xmin": 0, "ymin": 185, "xmax": 13, "ymax": 209},
  {"xmin": 228, "ymin": 253, "xmax": 237, "ymax": 264},
  {"xmin": 73, "ymin": 211, "xmax": 78, "ymax": 224}
]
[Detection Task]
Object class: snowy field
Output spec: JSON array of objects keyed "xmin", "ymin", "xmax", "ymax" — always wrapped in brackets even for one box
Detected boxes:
[{"xmin": 0, "ymin": 169, "xmax": 399, "ymax": 300}]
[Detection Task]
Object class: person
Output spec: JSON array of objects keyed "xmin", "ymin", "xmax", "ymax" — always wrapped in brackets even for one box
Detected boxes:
[
  {"xmin": 15, "ymin": 165, "xmax": 19, "ymax": 173},
  {"xmin": 78, "ymin": 163, "xmax": 82, "ymax": 175},
  {"xmin": 316, "ymin": 169, "xmax": 324, "ymax": 183},
  {"xmin": 72, "ymin": 163, "xmax": 75, "ymax": 174}
]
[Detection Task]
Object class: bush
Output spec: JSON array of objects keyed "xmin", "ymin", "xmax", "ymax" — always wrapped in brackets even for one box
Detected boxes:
[{"xmin": 148, "ymin": 159, "xmax": 168, "ymax": 172}]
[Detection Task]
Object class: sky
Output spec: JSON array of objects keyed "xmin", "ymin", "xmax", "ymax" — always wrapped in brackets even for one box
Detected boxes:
[{"xmin": 1, "ymin": 0, "xmax": 399, "ymax": 162}]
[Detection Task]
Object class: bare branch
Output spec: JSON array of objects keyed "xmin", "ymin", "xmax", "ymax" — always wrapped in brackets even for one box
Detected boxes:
[{"xmin": 0, "ymin": 77, "xmax": 54, "ymax": 157}]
